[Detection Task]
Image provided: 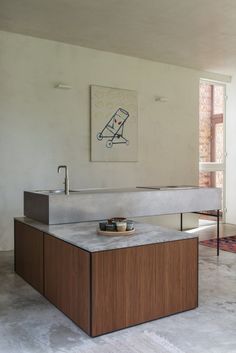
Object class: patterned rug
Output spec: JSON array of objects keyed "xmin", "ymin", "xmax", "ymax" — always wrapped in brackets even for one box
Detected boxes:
[{"xmin": 200, "ymin": 235, "xmax": 236, "ymax": 253}]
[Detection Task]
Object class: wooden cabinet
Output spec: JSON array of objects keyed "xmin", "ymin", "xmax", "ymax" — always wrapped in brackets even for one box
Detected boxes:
[
  {"xmin": 43, "ymin": 236, "xmax": 198, "ymax": 337},
  {"xmin": 44, "ymin": 234, "xmax": 90, "ymax": 334},
  {"xmin": 14, "ymin": 220, "xmax": 198, "ymax": 337},
  {"xmin": 91, "ymin": 238, "xmax": 198, "ymax": 336},
  {"xmin": 14, "ymin": 220, "xmax": 44, "ymax": 294}
]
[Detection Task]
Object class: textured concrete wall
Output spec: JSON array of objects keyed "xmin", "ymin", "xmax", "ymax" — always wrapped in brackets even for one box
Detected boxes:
[{"xmin": 0, "ymin": 30, "xmax": 230, "ymax": 250}]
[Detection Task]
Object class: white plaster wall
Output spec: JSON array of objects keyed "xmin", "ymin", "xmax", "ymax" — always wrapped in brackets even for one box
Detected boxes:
[{"xmin": 0, "ymin": 31, "xmax": 230, "ymax": 250}]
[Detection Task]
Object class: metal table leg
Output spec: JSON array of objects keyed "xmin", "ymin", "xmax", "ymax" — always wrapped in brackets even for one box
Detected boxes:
[
  {"xmin": 193, "ymin": 210, "xmax": 220, "ymax": 256},
  {"xmin": 180, "ymin": 213, "xmax": 183, "ymax": 231}
]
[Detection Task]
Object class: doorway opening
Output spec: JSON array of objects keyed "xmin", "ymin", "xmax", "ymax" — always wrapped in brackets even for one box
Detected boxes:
[{"xmin": 199, "ymin": 80, "xmax": 225, "ymax": 224}]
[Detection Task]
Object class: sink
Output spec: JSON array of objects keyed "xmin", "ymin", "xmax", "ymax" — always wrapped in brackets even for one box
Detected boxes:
[{"xmin": 34, "ymin": 189, "xmax": 80, "ymax": 194}]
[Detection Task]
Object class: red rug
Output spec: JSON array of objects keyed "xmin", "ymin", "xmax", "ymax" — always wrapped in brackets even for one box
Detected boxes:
[{"xmin": 200, "ymin": 235, "xmax": 236, "ymax": 253}]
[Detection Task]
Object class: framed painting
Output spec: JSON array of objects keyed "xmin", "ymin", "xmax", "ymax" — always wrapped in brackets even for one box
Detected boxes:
[{"xmin": 91, "ymin": 85, "xmax": 138, "ymax": 162}]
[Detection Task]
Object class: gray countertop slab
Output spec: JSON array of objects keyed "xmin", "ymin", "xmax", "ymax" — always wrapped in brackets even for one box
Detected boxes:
[
  {"xmin": 15, "ymin": 217, "xmax": 198, "ymax": 253},
  {"xmin": 24, "ymin": 186, "xmax": 221, "ymax": 225}
]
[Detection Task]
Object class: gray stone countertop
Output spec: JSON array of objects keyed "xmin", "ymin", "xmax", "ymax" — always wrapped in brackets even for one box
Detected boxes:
[{"xmin": 15, "ymin": 217, "xmax": 198, "ymax": 253}]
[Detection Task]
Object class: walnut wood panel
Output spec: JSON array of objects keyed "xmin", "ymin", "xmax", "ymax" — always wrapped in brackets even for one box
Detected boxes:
[
  {"xmin": 44, "ymin": 234, "xmax": 90, "ymax": 334},
  {"xmin": 91, "ymin": 238, "xmax": 198, "ymax": 336},
  {"xmin": 14, "ymin": 220, "xmax": 44, "ymax": 294}
]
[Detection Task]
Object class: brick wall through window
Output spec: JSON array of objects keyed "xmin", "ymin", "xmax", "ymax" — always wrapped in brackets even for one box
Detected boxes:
[{"xmin": 199, "ymin": 83, "xmax": 224, "ymax": 189}]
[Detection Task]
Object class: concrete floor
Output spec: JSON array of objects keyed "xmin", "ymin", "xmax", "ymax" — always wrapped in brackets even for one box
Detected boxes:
[
  {"xmin": 194, "ymin": 221, "xmax": 236, "ymax": 241},
  {"xmin": 1, "ymin": 227, "xmax": 236, "ymax": 353}
]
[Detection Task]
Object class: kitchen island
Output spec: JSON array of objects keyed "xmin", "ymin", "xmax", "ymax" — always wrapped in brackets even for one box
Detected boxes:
[
  {"xmin": 24, "ymin": 185, "xmax": 221, "ymax": 254},
  {"xmin": 14, "ymin": 217, "xmax": 198, "ymax": 337}
]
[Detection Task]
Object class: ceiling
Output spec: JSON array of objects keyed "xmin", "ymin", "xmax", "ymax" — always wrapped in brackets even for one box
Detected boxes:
[{"xmin": 1, "ymin": 0, "xmax": 236, "ymax": 75}]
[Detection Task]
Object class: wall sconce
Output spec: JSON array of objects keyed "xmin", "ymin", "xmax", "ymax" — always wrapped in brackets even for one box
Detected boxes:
[
  {"xmin": 55, "ymin": 83, "xmax": 72, "ymax": 89},
  {"xmin": 154, "ymin": 96, "xmax": 168, "ymax": 102}
]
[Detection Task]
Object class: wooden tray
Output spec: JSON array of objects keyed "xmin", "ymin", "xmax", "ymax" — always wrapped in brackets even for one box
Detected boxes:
[{"xmin": 97, "ymin": 228, "xmax": 135, "ymax": 236}]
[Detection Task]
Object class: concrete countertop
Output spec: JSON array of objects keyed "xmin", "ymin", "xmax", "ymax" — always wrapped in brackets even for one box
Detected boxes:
[
  {"xmin": 24, "ymin": 186, "xmax": 222, "ymax": 225},
  {"xmin": 15, "ymin": 217, "xmax": 198, "ymax": 253},
  {"xmin": 33, "ymin": 186, "xmax": 201, "ymax": 195}
]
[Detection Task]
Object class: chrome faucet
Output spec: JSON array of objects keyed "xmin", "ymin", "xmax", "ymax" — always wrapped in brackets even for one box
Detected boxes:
[{"xmin": 57, "ymin": 165, "xmax": 69, "ymax": 195}]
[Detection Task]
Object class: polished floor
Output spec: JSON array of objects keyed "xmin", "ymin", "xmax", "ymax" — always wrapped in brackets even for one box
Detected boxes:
[
  {"xmin": 1, "ymin": 223, "xmax": 236, "ymax": 353},
  {"xmin": 194, "ymin": 219, "xmax": 236, "ymax": 241}
]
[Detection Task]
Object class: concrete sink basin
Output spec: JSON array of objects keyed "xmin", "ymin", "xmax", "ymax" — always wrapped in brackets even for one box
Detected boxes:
[
  {"xmin": 24, "ymin": 186, "xmax": 221, "ymax": 225},
  {"xmin": 34, "ymin": 189, "xmax": 80, "ymax": 194}
]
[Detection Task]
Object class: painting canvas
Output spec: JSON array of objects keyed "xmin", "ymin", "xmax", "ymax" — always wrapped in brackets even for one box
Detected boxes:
[{"xmin": 91, "ymin": 85, "xmax": 138, "ymax": 161}]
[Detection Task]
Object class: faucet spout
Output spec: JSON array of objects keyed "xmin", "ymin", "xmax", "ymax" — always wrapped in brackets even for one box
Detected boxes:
[{"xmin": 57, "ymin": 165, "xmax": 69, "ymax": 195}]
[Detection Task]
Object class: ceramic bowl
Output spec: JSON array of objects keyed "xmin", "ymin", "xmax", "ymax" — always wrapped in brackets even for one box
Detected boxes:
[
  {"xmin": 99, "ymin": 221, "xmax": 107, "ymax": 231},
  {"xmin": 106, "ymin": 223, "xmax": 116, "ymax": 231},
  {"xmin": 111, "ymin": 217, "xmax": 127, "ymax": 222},
  {"xmin": 126, "ymin": 220, "xmax": 134, "ymax": 231},
  {"xmin": 116, "ymin": 221, "xmax": 127, "ymax": 232}
]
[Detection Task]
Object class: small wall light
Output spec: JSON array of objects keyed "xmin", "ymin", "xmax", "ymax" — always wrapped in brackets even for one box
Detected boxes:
[
  {"xmin": 154, "ymin": 96, "xmax": 168, "ymax": 102},
  {"xmin": 55, "ymin": 83, "xmax": 72, "ymax": 89}
]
